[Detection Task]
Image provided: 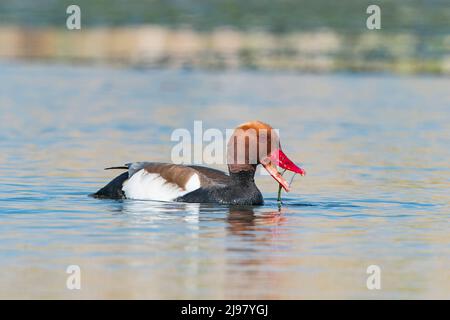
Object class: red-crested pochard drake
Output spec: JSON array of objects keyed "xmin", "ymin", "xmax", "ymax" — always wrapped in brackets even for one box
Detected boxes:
[{"xmin": 93, "ymin": 121, "xmax": 305, "ymax": 205}]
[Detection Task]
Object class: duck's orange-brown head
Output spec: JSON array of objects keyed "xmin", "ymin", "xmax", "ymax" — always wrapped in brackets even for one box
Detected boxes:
[{"xmin": 227, "ymin": 121, "xmax": 305, "ymax": 191}]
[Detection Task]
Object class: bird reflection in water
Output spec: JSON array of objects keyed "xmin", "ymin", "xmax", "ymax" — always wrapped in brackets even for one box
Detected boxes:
[
  {"xmin": 104, "ymin": 199, "xmax": 289, "ymax": 249},
  {"xmin": 97, "ymin": 199, "xmax": 291, "ymax": 299},
  {"xmin": 109, "ymin": 200, "xmax": 287, "ymax": 232},
  {"xmin": 226, "ymin": 205, "xmax": 287, "ymax": 238}
]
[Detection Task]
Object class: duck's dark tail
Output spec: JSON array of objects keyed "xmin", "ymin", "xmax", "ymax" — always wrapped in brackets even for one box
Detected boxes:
[
  {"xmin": 104, "ymin": 166, "xmax": 128, "ymax": 170},
  {"xmin": 90, "ymin": 171, "xmax": 129, "ymax": 199}
]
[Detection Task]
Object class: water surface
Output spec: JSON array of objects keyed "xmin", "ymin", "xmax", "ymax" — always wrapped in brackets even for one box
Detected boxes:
[{"xmin": 0, "ymin": 62, "xmax": 449, "ymax": 299}]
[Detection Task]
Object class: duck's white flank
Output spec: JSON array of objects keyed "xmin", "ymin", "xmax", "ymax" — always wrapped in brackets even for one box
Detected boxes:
[{"xmin": 122, "ymin": 169, "xmax": 201, "ymax": 201}]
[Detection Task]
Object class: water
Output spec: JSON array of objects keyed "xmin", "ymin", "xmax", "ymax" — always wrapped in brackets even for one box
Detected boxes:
[{"xmin": 0, "ymin": 62, "xmax": 449, "ymax": 299}]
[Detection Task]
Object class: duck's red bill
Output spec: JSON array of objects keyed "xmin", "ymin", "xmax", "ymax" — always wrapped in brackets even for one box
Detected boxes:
[{"xmin": 261, "ymin": 149, "xmax": 306, "ymax": 192}]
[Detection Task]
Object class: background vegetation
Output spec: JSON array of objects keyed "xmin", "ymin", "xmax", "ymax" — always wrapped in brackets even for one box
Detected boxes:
[{"xmin": 0, "ymin": 0, "xmax": 449, "ymax": 74}]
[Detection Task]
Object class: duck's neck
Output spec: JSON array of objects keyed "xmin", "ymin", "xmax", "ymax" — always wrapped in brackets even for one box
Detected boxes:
[
  {"xmin": 229, "ymin": 169, "xmax": 256, "ymax": 186},
  {"xmin": 227, "ymin": 166, "xmax": 264, "ymax": 205}
]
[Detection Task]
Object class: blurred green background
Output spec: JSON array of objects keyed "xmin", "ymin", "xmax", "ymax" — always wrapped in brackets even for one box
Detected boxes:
[{"xmin": 0, "ymin": 0, "xmax": 449, "ymax": 73}]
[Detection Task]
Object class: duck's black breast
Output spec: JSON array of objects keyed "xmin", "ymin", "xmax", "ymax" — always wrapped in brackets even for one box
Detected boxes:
[{"xmin": 176, "ymin": 170, "xmax": 263, "ymax": 205}]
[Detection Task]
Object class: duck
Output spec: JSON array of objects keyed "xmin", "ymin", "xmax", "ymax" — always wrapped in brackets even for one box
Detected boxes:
[{"xmin": 92, "ymin": 121, "xmax": 305, "ymax": 205}]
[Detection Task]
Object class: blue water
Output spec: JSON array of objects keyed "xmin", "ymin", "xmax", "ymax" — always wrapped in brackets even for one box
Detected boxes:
[{"xmin": 0, "ymin": 62, "xmax": 449, "ymax": 298}]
